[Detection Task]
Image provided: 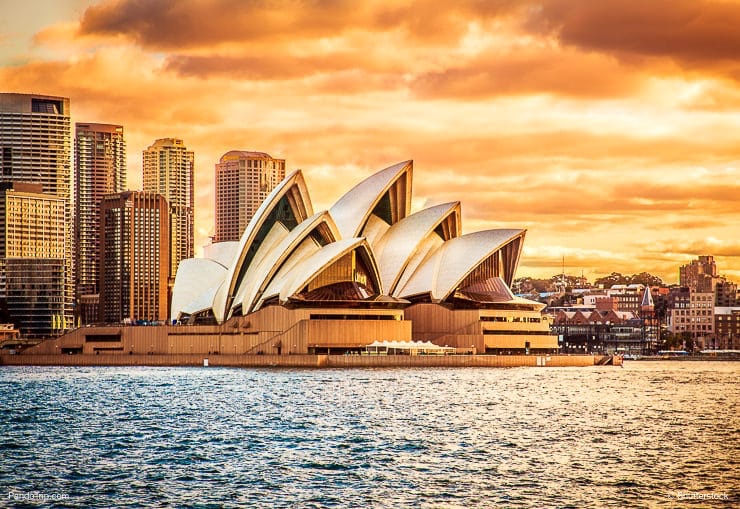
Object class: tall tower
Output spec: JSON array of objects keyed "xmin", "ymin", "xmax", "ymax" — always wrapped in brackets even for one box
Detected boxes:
[
  {"xmin": 74, "ymin": 123, "xmax": 126, "ymax": 321},
  {"xmin": 0, "ymin": 93, "xmax": 73, "ymax": 335},
  {"xmin": 142, "ymin": 138, "xmax": 194, "ymax": 279},
  {"xmin": 99, "ymin": 191, "xmax": 169, "ymax": 324},
  {"xmin": 214, "ymin": 151, "xmax": 285, "ymax": 242}
]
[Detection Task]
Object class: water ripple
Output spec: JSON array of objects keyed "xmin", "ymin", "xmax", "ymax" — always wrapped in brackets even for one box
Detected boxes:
[{"xmin": 0, "ymin": 362, "xmax": 737, "ymax": 508}]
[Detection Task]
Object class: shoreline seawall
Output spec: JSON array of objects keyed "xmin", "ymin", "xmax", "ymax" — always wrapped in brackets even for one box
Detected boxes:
[{"xmin": 0, "ymin": 353, "xmax": 616, "ymax": 368}]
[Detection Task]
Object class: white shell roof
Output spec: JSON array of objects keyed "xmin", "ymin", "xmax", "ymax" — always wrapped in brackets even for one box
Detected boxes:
[
  {"xmin": 170, "ymin": 258, "xmax": 229, "ymax": 320},
  {"xmin": 180, "ymin": 284, "xmax": 222, "ymax": 317},
  {"xmin": 230, "ymin": 221, "xmax": 291, "ymax": 314},
  {"xmin": 397, "ymin": 229, "xmax": 525, "ymax": 302},
  {"xmin": 232, "ymin": 210, "xmax": 339, "ymax": 315},
  {"xmin": 212, "ymin": 170, "xmax": 313, "ymax": 323},
  {"xmin": 329, "ymin": 160, "xmax": 412, "ymax": 239},
  {"xmin": 374, "ymin": 202, "xmax": 460, "ymax": 295},
  {"xmin": 171, "ymin": 159, "xmax": 535, "ymax": 319},
  {"xmin": 202, "ymin": 241, "xmax": 239, "ymax": 268},
  {"xmin": 258, "ymin": 238, "xmax": 380, "ymax": 307}
]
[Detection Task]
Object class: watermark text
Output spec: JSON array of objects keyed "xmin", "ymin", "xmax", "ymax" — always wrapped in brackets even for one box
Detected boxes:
[
  {"xmin": 675, "ymin": 491, "xmax": 730, "ymax": 501},
  {"xmin": 7, "ymin": 491, "xmax": 70, "ymax": 503}
]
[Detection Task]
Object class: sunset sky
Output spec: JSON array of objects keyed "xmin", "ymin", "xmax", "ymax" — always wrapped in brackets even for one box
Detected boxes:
[{"xmin": 2, "ymin": 0, "xmax": 739, "ymax": 283}]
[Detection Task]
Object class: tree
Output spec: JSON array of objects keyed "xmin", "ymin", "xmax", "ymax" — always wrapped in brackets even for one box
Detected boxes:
[
  {"xmin": 595, "ymin": 272, "xmax": 627, "ymax": 287},
  {"xmin": 629, "ymin": 272, "xmax": 663, "ymax": 287},
  {"xmin": 660, "ymin": 332, "xmax": 683, "ymax": 350}
]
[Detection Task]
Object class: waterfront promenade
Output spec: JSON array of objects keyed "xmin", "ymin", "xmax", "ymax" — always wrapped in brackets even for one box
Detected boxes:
[{"xmin": 0, "ymin": 353, "xmax": 616, "ymax": 368}]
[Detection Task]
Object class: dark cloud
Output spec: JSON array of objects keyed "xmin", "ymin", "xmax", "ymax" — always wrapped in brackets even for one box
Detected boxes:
[
  {"xmin": 164, "ymin": 54, "xmax": 355, "ymax": 80},
  {"xmin": 77, "ymin": 0, "xmax": 525, "ymax": 49},
  {"xmin": 529, "ymin": 0, "xmax": 740, "ymax": 76},
  {"xmin": 411, "ymin": 49, "xmax": 640, "ymax": 99},
  {"xmin": 79, "ymin": 0, "xmax": 740, "ymax": 66},
  {"xmin": 163, "ymin": 54, "xmax": 405, "ymax": 90},
  {"xmin": 76, "ymin": 0, "xmax": 740, "ymax": 99},
  {"xmin": 78, "ymin": 0, "xmax": 363, "ymax": 48}
]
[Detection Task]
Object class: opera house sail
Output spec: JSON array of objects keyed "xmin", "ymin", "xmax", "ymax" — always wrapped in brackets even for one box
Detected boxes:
[{"xmin": 170, "ymin": 160, "xmax": 557, "ymax": 355}]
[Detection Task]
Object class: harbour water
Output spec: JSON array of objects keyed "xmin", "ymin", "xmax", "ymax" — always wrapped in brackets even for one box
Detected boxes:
[{"xmin": 1, "ymin": 362, "xmax": 737, "ymax": 508}]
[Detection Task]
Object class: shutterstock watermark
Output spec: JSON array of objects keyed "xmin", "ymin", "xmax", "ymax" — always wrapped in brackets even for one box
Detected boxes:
[
  {"xmin": 674, "ymin": 491, "xmax": 730, "ymax": 501},
  {"xmin": 7, "ymin": 491, "xmax": 70, "ymax": 503}
]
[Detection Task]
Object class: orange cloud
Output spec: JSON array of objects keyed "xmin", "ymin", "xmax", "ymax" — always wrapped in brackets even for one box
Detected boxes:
[
  {"xmin": 654, "ymin": 239, "xmax": 740, "ymax": 258},
  {"xmin": 2, "ymin": 0, "xmax": 739, "ymax": 283},
  {"xmin": 76, "ymin": 0, "xmax": 524, "ymax": 49},
  {"xmin": 529, "ymin": 0, "xmax": 740, "ymax": 80},
  {"xmin": 412, "ymin": 47, "xmax": 643, "ymax": 99},
  {"xmin": 77, "ymin": 0, "xmax": 381, "ymax": 48}
]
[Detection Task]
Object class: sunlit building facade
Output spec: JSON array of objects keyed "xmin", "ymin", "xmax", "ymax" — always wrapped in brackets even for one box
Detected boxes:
[
  {"xmin": 214, "ymin": 151, "xmax": 286, "ymax": 243},
  {"xmin": 680, "ymin": 255, "xmax": 717, "ymax": 293},
  {"xmin": 714, "ymin": 307, "xmax": 739, "ymax": 350},
  {"xmin": 142, "ymin": 138, "xmax": 193, "ymax": 280},
  {"xmin": 0, "ymin": 93, "xmax": 73, "ymax": 335},
  {"xmin": 0, "ymin": 183, "xmax": 68, "ymax": 337},
  {"xmin": 99, "ymin": 191, "xmax": 169, "ymax": 324},
  {"xmin": 74, "ymin": 123, "xmax": 126, "ymax": 322}
]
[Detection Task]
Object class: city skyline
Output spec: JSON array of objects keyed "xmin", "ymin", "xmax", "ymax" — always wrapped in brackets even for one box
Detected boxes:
[{"xmin": 2, "ymin": 0, "xmax": 739, "ymax": 283}]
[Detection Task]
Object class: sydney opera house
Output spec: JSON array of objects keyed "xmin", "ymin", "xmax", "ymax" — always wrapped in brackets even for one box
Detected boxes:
[
  {"xmin": 166, "ymin": 160, "xmax": 558, "ymax": 355},
  {"xmin": 20, "ymin": 160, "xmax": 557, "ymax": 357}
]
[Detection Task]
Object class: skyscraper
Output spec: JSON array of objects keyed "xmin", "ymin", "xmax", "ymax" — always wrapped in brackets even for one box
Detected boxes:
[
  {"xmin": 142, "ymin": 138, "xmax": 193, "ymax": 279},
  {"xmin": 214, "ymin": 150, "xmax": 286, "ymax": 242},
  {"xmin": 0, "ymin": 183, "xmax": 68, "ymax": 337},
  {"xmin": 0, "ymin": 93, "xmax": 73, "ymax": 335},
  {"xmin": 99, "ymin": 191, "xmax": 169, "ymax": 324},
  {"xmin": 74, "ymin": 123, "xmax": 126, "ymax": 321}
]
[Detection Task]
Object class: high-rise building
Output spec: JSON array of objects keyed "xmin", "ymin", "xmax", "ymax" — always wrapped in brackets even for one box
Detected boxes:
[
  {"xmin": 99, "ymin": 191, "xmax": 169, "ymax": 324},
  {"xmin": 142, "ymin": 138, "xmax": 193, "ymax": 279},
  {"xmin": 214, "ymin": 150, "xmax": 285, "ymax": 242},
  {"xmin": 0, "ymin": 93, "xmax": 73, "ymax": 335},
  {"xmin": 74, "ymin": 123, "xmax": 126, "ymax": 322},
  {"xmin": 0, "ymin": 183, "xmax": 68, "ymax": 338}
]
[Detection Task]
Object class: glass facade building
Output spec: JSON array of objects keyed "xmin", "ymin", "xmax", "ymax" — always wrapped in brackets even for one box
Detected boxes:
[
  {"xmin": 0, "ymin": 93, "xmax": 73, "ymax": 335},
  {"xmin": 74, "ymin": 123, "xmax": 126, "ymax": 321},
  {"xmin": 99, "ymin": 191, "xmax": 169, "ymax": 324},
  {"xmin": 0, "ymin": 183, "xmax": 68, "ymax": 337}
]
